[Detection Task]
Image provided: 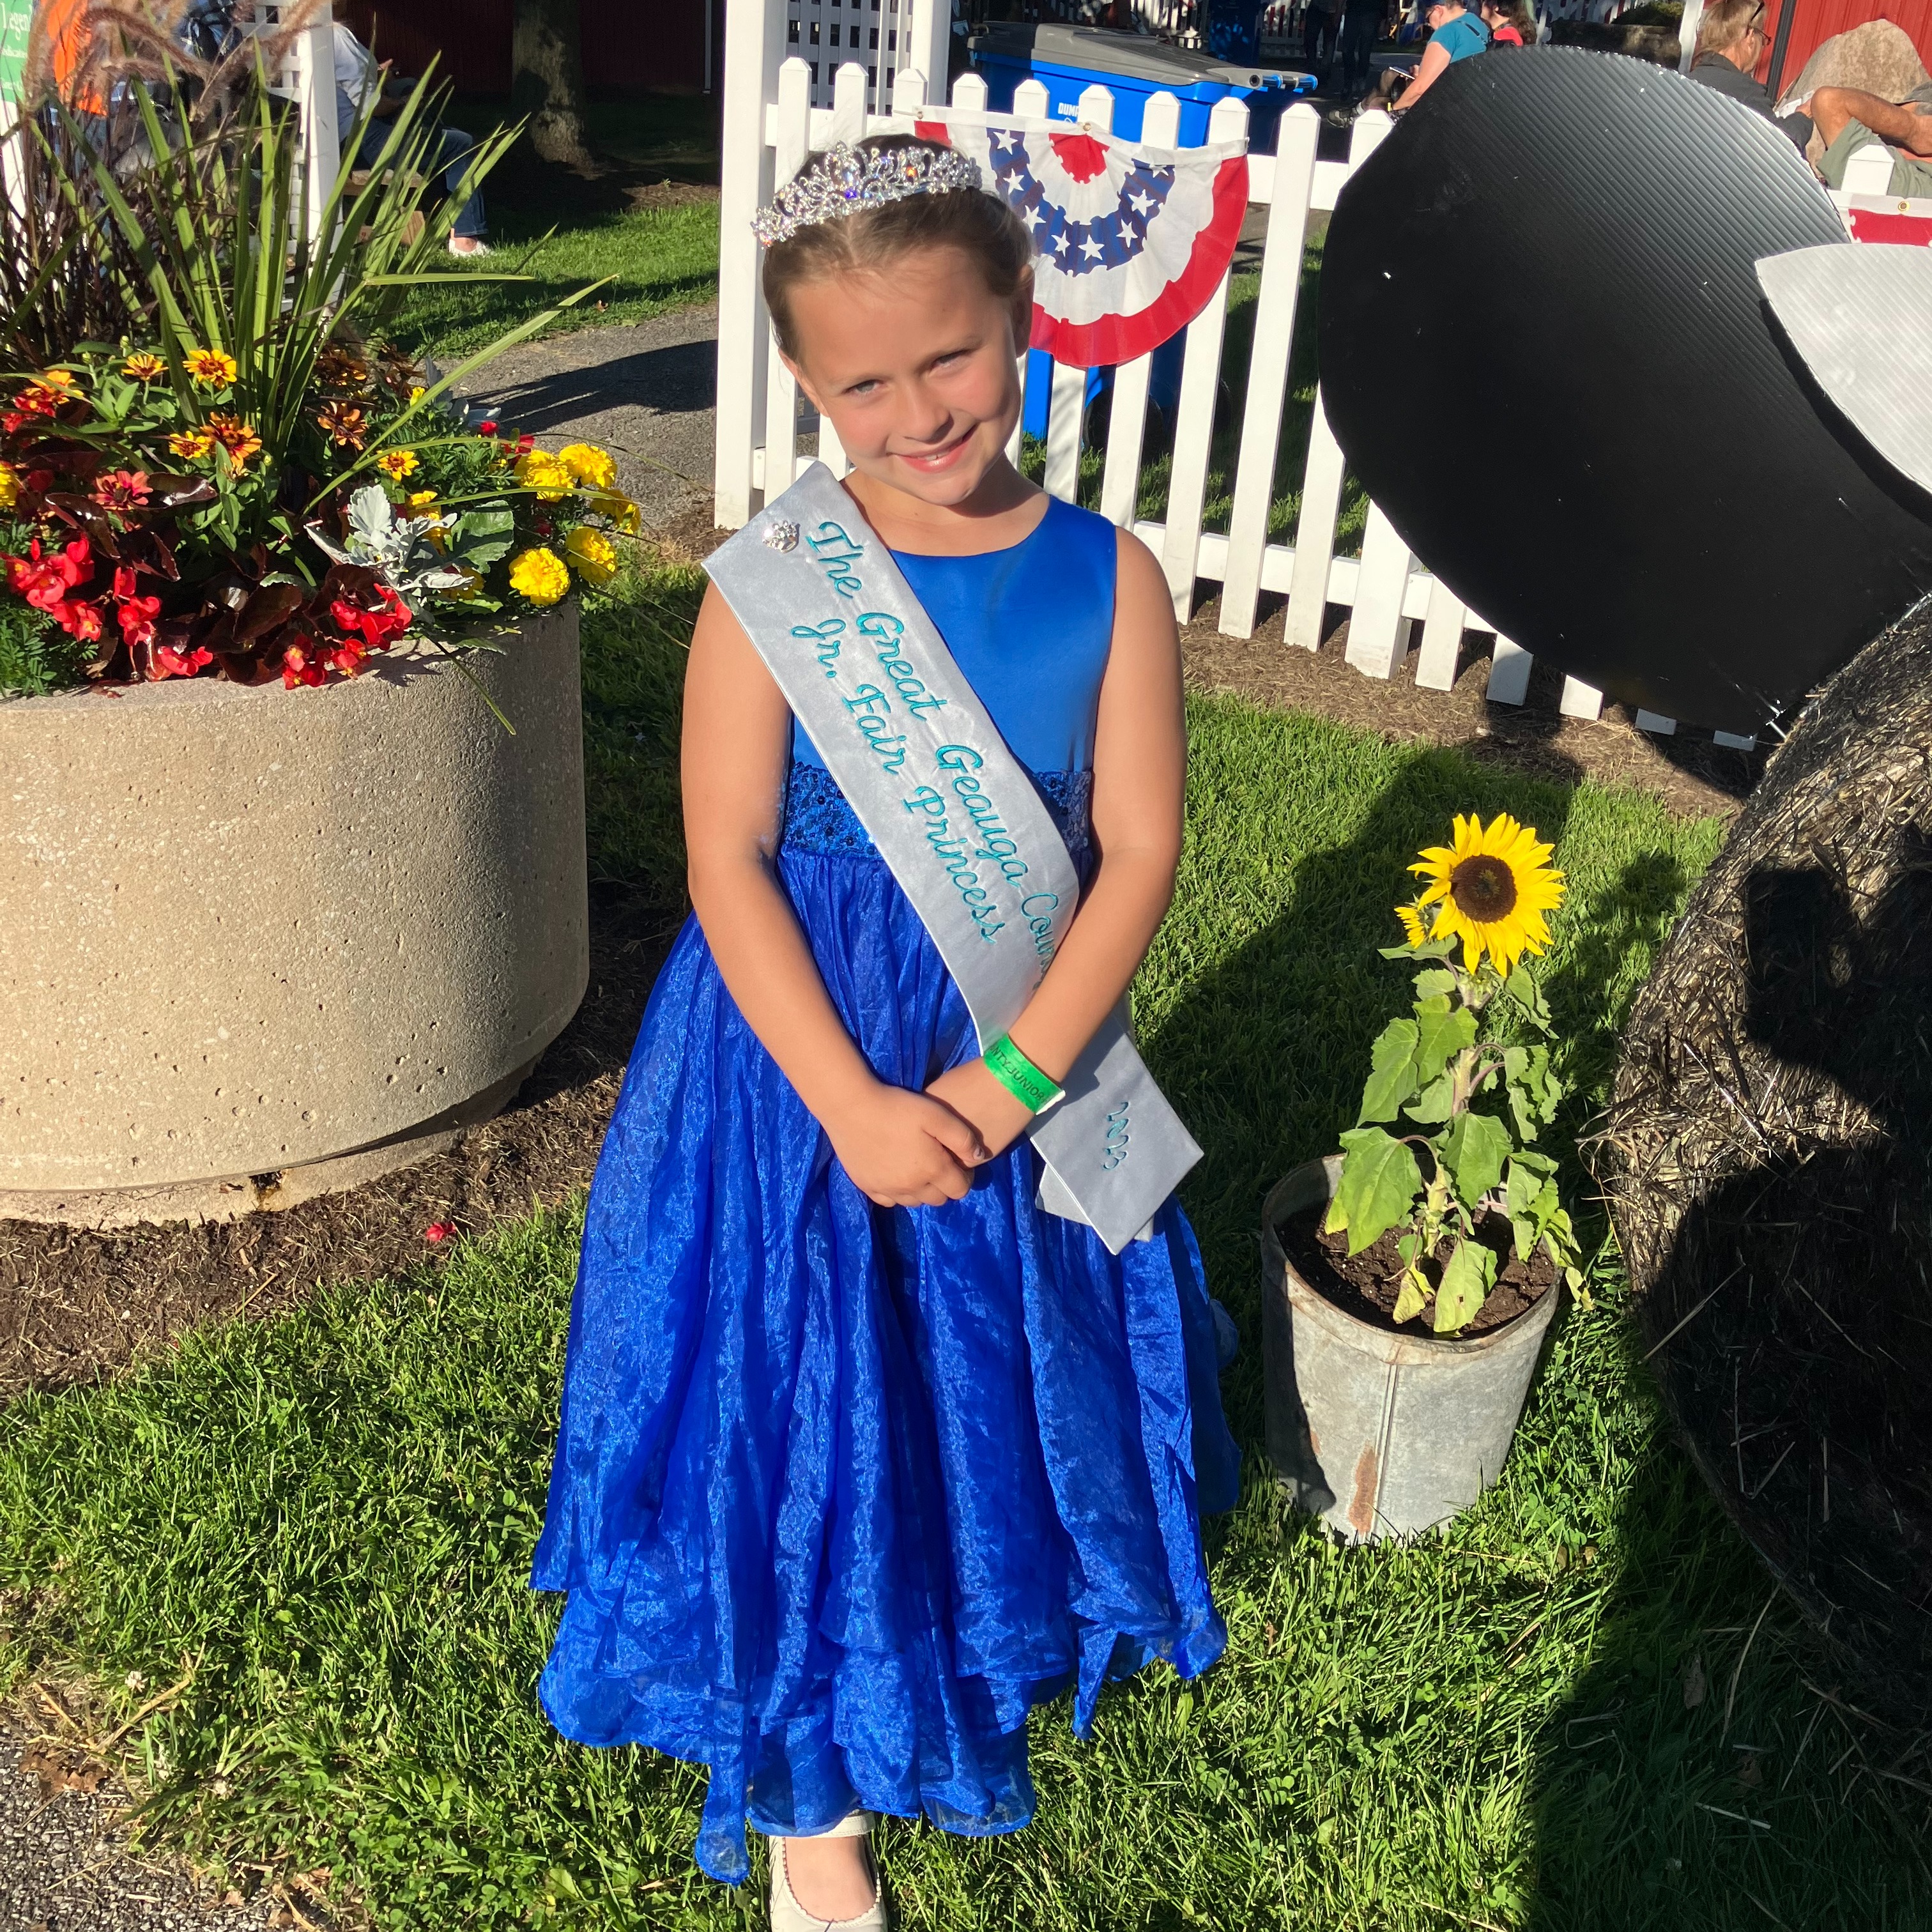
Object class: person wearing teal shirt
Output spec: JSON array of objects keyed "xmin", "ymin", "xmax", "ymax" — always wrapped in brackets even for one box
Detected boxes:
[{"xmin": 1393, "ymin": 0, "xmax": 1491, "ymax": 114}]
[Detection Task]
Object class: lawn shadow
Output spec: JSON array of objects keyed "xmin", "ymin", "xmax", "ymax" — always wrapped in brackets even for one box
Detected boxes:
[
  {"xmin": 1154, "ymin": 737, "xmax": 1586, "ymax": 1453},
  {"xmin": 1517, "ymin": 1313, "xmax": 1932, "ymax": 1932}
]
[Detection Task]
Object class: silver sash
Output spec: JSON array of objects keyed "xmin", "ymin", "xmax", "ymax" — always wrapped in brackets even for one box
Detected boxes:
[{"xmin": 705, "ymin": 463, "xmax": 1201, "ymax": 1254}]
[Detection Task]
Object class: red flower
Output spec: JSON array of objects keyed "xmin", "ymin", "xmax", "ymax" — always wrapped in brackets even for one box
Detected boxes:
[
  {"xmin": 6, "ymin": 536, "xmax": 94, "ymax": 613},
  {"xmin": 476, "ymin": 420, "xmax": 498, "ymax": 436},
  {"xmin": 49, "ymin": 597, "xmax": 103, "ymax": 641},
  {"xmin": 118, "ymin": 590, "xmax": 163, "ymax": 651},
  {"xmin": 323, "ymin": 639, "xmax": 366, "ymax": 677},
  {"xmin": 329, "ymin": 584, "xmax": 411, "ymax": 651},
  {"xmin": 153, "ymin": 642, "xmax": 213, "ymax": 678},
  {"xmin": 516, "ymin": 433, "xmax": 535, "ymax": 455},
  {"xmin": 424, "ymin": 1220, "xmax": 456, "ymax": 1243},
  {"xmin": 280, "ymin": 643, "xmax": 326, "ymax": 689},
  {"xmin": 91, "ymin": 469, "xmax": 152, "ymax": 509}
]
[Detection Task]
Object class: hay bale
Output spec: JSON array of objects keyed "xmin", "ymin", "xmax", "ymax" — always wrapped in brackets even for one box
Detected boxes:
[{"xmin": 1599, "ymin": 601, "xmax": 1932, "ymax": 1721}]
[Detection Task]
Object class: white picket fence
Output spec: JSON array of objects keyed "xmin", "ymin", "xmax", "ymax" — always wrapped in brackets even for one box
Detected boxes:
[{"xmin": 716, "ymin": 23, "xmax": 1915, "ymax": 746}]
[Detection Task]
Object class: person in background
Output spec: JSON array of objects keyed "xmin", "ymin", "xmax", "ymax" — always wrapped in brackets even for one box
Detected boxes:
[
  {"xmin": 1337, "ymin": 0, "xmax": 1388, "ymax": 98},
  {"xmin": 1479, "ymin": 0, "xmax": 1534, "ymax": 47},
  {"xmin": 1689, "ymin": 0, "xmax": 1812, "ymax": 149},
  {"xmin": 1809, "ymin": 82, "xmax": 1932, "ymax": 198},
  {"xmin": 332, "ymin": 20, "xmax": 491, "ymax": 256},
  {"xmin": 1370, "ymin": 0, "xmax": 1487, "ymax": 114},
  {"xmin": 1304, "ymin": 0, "xmax": 1337, "ymax": 83}
]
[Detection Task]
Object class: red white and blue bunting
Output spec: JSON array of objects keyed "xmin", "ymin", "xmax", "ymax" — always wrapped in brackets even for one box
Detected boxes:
[{"xmin": 914, "ymin": 111, "xmax": 1249, "ymax": 368}]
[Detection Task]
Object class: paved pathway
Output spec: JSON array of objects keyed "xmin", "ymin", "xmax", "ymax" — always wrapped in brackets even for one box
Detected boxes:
[
  {"xmin": 448, "ymin": 305, "xmax": 720, "ymax": 535},
  {"xmin": 0, "ymin": 1722, "xmax": 274, "ymax": 1932}
]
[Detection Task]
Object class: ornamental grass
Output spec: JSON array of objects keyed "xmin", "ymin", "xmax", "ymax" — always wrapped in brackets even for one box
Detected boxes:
[{"xmin": 0, "ymin": 2, "xmax": 633, "ymax": 700}]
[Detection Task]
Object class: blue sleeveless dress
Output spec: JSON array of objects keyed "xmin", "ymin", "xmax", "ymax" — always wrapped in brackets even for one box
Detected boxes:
[{"xmin": 531, "ymin": 496, "xmax": 1239, "ymax": 1885}]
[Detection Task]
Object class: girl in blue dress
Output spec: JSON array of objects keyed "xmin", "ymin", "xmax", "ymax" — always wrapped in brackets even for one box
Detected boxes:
[{"xmin": 532, "ymin": 136, "xmax": 1239, "ymax": 1930}]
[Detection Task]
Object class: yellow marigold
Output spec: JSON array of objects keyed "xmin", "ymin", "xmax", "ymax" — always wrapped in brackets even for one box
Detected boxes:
[
  {"xmin": 564, "ymin": 525, "xmax": 619, "ymax": 586},
  {"xmin": 169, "ymin": 427, "xmax": 214, "ymax": 460},
  {"xmin": 587, "ymin": 488, "xmax": 641, "ymax": 535},
  {"xmin": 404, "ymin": 489, "xmax": 440, "ymax": 518},
  {"xmin": 515, "ymin": 448, "xmax": 574, "ymax": 502},
  {"xmin": 376, "ymin": 448, "xmax": 419, "ymax": 482},
  {"xmin": 508, "ymin": 546, "xmax": 570, "ymax": 607},
  {"xmin": 558, "ymin": 441, "xmax": 617, "ymax": 491},
  {"xmin": 185, "ymin": 345, "xmax": 238, "ymax": 388},
  {"xmin": 123, "ymin": 351, "xmax": 167, "ymax": 383},
  {"xmin": 408, "ymin": 385, "xmax": 427, "ymax": 405},
  {"xmin": 0, "ymin": 461, "xmax": 17, "ymax": 510}
]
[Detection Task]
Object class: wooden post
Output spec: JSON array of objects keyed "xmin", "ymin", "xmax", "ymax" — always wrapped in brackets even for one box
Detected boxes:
[
  {"xmin": 716, "ymin": 0, "xmax": 786, "ymax": 528},
  {"xmin": 905, "ymin": 0, "xmax": 952, "ymax": 104}
]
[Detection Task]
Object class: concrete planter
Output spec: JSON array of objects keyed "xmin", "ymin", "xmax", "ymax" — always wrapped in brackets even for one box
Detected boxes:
[
  {"xmin": 1261, "ymin": 1156, "xmax": 1563, "ymax": 1544},
  {"xmin": 0, "ymin": 610, "xmax": 588, "ymax": 1226}
]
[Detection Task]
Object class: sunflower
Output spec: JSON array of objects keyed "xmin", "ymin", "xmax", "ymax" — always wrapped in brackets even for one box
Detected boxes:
[
  {"xmin": 1410, "ymin": 813, "xmax": 1564, "ymax": 976},
  {"xmin": 1394, "ymin": 901, "xmax": 1429, "ymax": 948}
]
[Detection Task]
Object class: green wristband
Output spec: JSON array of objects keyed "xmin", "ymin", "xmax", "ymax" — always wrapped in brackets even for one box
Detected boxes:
[{"xmin": 983, "ymin": 1034, "xmax": 1066, "ymax": 1116}]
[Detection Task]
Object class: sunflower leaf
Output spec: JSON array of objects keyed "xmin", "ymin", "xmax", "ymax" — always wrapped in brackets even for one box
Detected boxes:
[
  {"xmin": 1413, "ymin": 994, "xmax": 1478, "ymax": 1084},
  {"xmin": 1434, "ymin": 1239, "xmax": 1496, "ymax": 1333},
  {"xmin": 1404, "ymin": 1071, "xmax": 1457, "ymax": 1125},
  {"xmin": 1413, "ymin": 967, "xmax": 1459, "ymax": 1000},
  {"xmin": 1329, "ymin": 1126, "xmax": 1424, "ymax": 1257},
  {"xmin": 1358, "ymin": 1018, "xmax": 1421, "ymax": 1124},
  {"xmin": 1392, "ymin": 1270, "xmax": 1430, "ymax": 1324},
  {"xmin": 1504, "ymin": 964, "xmax": 1552, "ymax": 1031},
  {"xmin": 1378, "ymin": 935, "xmax": 1460, "ymax": 962},
  {"xmin": 1439, "ymin": 1110, "xmax": 1512, "ymax": 1212}
]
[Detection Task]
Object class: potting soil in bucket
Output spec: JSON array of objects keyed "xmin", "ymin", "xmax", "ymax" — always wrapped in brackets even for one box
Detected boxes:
[
  {"xmin": 1598, "ymin": 604, "xmax": 1932, "ymax": 1724},
  {"xmin": 1261, "ymin": 1157, "xmax": 1563, "ymax": 1544}
]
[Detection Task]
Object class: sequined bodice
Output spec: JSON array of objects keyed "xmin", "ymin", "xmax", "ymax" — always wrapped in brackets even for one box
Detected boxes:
[{"xmin": 779, "ymin": 760, "xmax": 1094, "ymax": 873}]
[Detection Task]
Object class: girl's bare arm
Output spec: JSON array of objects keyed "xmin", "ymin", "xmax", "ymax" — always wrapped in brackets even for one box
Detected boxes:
[
  {"xmin": 682, "ymin": 583, "xmax": 987, "ymax": 1206},
  {"xmin": 926, "ymin": 530, "xmax": 1186, "ymax": 1153}
]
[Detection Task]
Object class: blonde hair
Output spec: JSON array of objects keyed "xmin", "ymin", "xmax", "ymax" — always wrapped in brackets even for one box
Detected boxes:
[
  {"xmin": 1696, "ymin": 0, "xmax": 1767, "ymax": 58},
  {"xmin": 762, "ymin": 134, "xmax": 1034, "ymax": 360}
]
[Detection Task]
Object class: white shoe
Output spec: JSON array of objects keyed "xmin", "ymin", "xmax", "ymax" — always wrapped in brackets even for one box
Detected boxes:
[
  {"xmin": 448, "ymin": 236, "xmax": 492, "ymax": 257},
  {"xmin": 768, "ymin": 1811, "xmax": 885, "ymax": 1931}
]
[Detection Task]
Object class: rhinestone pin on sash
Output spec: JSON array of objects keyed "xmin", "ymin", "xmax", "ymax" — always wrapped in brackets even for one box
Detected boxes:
[{"xmin": 752, "ymin": 141, "xmax": 985, "ymax": 248}]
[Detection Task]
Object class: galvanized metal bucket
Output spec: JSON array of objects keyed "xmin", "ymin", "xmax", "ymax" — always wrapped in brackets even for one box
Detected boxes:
[{"xmin": 1260, "ymin": 1156, "xmax": 1564, "ymax": 1544}]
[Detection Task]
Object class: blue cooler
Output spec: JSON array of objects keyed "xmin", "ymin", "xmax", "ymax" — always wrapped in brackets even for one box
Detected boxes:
[
  {"xmin": 967, "ymin": 25, "xmax": 1308, "ymax": 441},
  {"xmin": 967, "ymin": 22, "xmax": 1314, "ymax": 153}
]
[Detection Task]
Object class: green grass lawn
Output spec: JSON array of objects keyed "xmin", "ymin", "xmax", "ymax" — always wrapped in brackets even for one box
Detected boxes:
[
  {"xmin": 2, "ymin": 565, "xmax": 1926, "ymax": 1930},
  {"xmin": 396, "ymin": 95, "xmax": 721, "ymax": 360}
]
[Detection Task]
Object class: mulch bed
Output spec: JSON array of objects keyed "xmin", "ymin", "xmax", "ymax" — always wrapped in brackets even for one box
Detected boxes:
[
  {"xmin": 0, "ymin": 885, "xmax": 674, "ymax": 1407},
  {"xmin": 1183, "ymin": 588, "xmax": 1769, "ymax": 822}
]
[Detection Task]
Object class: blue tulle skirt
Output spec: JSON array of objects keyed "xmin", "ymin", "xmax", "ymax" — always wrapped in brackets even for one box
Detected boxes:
[{"xmin": 530, "ymin": 767, "xmax": 1239, "ymax": 1883}]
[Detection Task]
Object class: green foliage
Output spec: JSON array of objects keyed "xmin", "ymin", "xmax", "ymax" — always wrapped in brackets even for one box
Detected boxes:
[
  {"xmin": 3, "ymin": 716, "xmax": 1920, "ymax": 1929},
  {"xmin": 1325, "ymin": 878, "xmax": 1581, "ymax": 1333},
  {"xmin": 0, "ymin": 519, "xmax": 88, "ymax": 694}
]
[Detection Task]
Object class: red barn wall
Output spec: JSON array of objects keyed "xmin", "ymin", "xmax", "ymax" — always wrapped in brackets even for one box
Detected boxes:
[
  {"xmin": 339, "ymin": 1, "xmax": 722, "ymax": 96},
  {"xmin": 1754, "ymin": 0, "xmax": 1932, "ymax": 87}
]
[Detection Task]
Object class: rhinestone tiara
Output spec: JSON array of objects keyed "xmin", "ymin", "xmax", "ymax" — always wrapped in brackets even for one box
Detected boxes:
[{"xmin": 752, "ymin": 141, "xmax": 985, "ymax": 247}]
